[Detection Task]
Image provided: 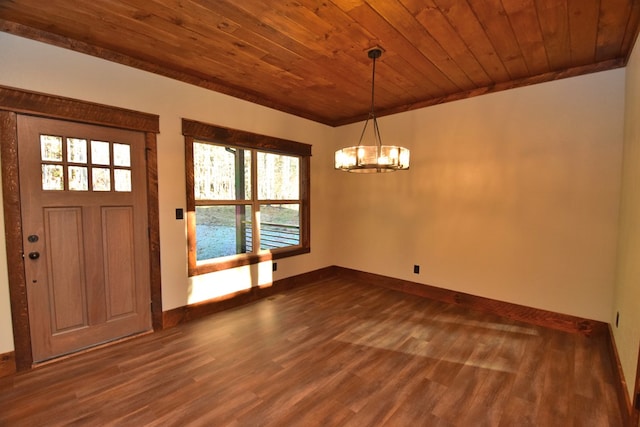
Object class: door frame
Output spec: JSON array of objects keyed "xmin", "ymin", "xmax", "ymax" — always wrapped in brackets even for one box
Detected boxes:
[
  {"xmin": 0, "ymin": 85, "xmax": 163, "ymax": 371},
  {"xmin": 633, "ymin": 341, "xmax": 640, "ymax": 426}
]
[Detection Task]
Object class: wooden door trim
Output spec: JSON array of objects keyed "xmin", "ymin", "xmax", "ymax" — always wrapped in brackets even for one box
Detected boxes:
[
  {"xmin": 0, "ymin": 110, "xmax": 30, "ymax": 370},
  {"xmin": 0, "ymin": 85, "xmax": 162, "ymax": 371},
  {"xmin": 145, "ymin": 132, "xmax": 163, "ymax": 330},
  {"xmin": 633, "ymin": 341, "xmax": 640, "ymax": 426},
  {"xmin": 0, "ymin": 85, "xmax": 159, "ymax": 133}
]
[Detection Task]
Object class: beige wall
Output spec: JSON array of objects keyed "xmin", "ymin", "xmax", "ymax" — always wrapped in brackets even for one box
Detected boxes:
[
  {"xmin": 0, "ymin": 32, "xmax": 628, "ymax": 357},
  {"xmin": 331, "ymin": 69, "xmax": 625, "ymax": 322},
  {"xmin": 613, "ymin": 38, "xmax": 640, "ymax": 400}
]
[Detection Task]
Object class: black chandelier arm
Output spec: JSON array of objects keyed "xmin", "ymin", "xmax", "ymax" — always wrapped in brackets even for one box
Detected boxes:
[
  {"xmin": 372, "ymin": 116, "xmax": 384, "ymax": 149},
  {"xmin": 357, "ymin": 115, "xmax": 371, "ymax": 146}
]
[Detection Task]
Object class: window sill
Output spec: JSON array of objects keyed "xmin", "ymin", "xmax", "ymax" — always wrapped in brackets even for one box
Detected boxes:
[{"xmin": 188, "ymin": 247, "xmax": 310, "ymax": 277}]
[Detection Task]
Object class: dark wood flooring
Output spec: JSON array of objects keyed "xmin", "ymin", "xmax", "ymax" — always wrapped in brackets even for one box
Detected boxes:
[{"xmin": 0, "ymin": 277, "xmax": 623, "ymax": 426}]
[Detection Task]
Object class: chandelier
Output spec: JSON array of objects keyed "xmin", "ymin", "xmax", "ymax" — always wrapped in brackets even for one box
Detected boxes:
[{"xmin": 335, "ymin": 48, "xmax": 410, "ymax": 173}]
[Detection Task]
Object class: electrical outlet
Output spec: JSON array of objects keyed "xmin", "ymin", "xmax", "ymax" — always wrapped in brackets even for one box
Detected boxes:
[
  {"xmin": 272, "ymin": 262, "xmax": 278, "ymax": 272},
  {"xmin": 413, "ymin": 265, "xmax": 420, "ymax": 274}
]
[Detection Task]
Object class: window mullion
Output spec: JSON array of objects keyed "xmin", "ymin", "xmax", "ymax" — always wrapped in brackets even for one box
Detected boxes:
[
  {"xmin": 258, "ymin": 199, "xmax": 299, "ymax": 204},
  {"xmin": 251, "ymin": 149, "xmax": 259, "ymax": 253},
  {"xmin": 194, "ymin": 199, "xmax": 246, "ymax": 206}
]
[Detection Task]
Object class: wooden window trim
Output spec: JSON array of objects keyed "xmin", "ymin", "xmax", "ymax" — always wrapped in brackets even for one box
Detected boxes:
[
  {"xmin": 183, "ymin": 119, "xmax": 311, "ymax": 157},
  {"xmin": 183, "ymin": 119, "xmax": 311, "ymax": 276},
  {"xmin": 0, "ymin": 85, "xmax": 161, "ymax": 371}
]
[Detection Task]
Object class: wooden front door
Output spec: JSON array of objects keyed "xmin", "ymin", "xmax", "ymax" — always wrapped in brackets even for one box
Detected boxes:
[{"xmin": 17, "ymin": 115, "xmax": 151, "ymax": 362}]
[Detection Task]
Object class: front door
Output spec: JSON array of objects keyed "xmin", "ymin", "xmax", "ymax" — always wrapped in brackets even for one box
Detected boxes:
[{"xmin": 17, "ymin": 115, "xmax": 151, "ymax": 362}]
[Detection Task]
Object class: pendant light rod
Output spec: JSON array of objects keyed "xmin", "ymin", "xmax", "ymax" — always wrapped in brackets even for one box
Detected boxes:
[
  {"xmin": 357, "ymin": 48, "xmax": 383, "ymax": 149},
  {"xmin": 368, "ymin": 48, "xmax": 381, "ymax": 115}
]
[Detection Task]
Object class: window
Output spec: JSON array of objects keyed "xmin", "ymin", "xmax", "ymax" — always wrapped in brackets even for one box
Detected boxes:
[{"xmin": 183, "ymin": 119, "xmax": 311, "ymax": 276}]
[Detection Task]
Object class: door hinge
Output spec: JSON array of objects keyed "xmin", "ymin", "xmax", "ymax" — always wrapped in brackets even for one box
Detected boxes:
[{"xmin": 635, "ymin": 391, "xmax": 640, "ymax": 410}]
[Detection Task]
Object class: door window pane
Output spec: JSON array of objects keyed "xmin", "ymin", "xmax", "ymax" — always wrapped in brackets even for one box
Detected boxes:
[
  {"xmin": 113, "ymin": 143, "xmax": 131, "ymax": 167},
  {"xmin": 91, "ymin": 140, "xmax": 110, "ymax": 165},
  {"xmin": 67, "ymin": 138, "xmax": 87, "ymax": 163},
  {"xmin": 42, "ymin": 164, "xmax": 64, "ymax": 190},
  {"xmin": 38, "ymin": 134, "xmax": 135, "ymax": 194},
  {"xmin": 92, "ymin": 167, "xmax": 111, "ymax": 191},
  {"xmin": 195, "ymin": 205, "xmax": 252, "ymax": 260},
  {"xmin": 114, "ymin": 169, "xmax": 131, "ymax": 192},
  {"xmin": 257, "ymin": 153, "xmax": 299, "ymax": 200},
  {"xmin": 68, "ymin": 166, "xmax": 88, "ymax": 191},
  {"xmin": 40, "ymin": 135, "xmax": 63, "ymax": 162}
]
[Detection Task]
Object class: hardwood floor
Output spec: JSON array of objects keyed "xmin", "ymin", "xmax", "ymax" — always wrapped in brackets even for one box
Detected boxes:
[{"xmin": 0, "ymin": 277, "xmax": 623, "ymax": 426}]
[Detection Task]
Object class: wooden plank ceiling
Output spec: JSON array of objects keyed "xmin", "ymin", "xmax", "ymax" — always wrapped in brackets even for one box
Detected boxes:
[{"xmin": 1, "ymin": 0, "xmax": 639, "ymax": 126}]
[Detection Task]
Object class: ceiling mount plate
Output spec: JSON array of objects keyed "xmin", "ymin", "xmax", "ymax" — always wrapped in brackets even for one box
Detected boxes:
[{"xmin": 366, "ymin": 45, "xmax": 385, "ymax": 60}]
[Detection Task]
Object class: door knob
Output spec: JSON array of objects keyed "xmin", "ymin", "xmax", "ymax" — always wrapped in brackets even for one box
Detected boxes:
[{"xmin": 28, "ymin": 251, "xmax": 40, "ymax": 260}]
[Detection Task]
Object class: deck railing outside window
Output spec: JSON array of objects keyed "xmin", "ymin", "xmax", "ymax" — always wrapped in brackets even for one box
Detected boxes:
[{"xmin": 244, "ymin": 221, "xmax": 300, "ymax": 251}]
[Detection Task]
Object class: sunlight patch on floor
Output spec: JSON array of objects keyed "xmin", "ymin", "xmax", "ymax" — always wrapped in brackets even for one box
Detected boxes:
[{"xmin": 334, "ymin": 317, "xmax": 537, "ymax": 374}]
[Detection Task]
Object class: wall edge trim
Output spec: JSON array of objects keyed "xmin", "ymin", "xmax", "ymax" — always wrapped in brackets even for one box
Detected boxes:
[{"xmin": 606, "ymin": 325, "xmax": 633, "ymax": 426}]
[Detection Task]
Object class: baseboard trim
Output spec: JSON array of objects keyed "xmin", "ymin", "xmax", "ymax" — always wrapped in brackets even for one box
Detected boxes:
[
  {"xmin": 163, "ymin": 265, "xmax": 608, "ymax": 338},
  {"xmin": 606, "ymin": 326, "xmax": 633, "ymax": 426},
  {"xmin": 162, "ymin": 266, "xmax": 339, "ymax": 328},
  {"xmin": 0, "ymin": 351, "xmax": 16, "ymax": 378},
  {"xmin": 335, "ymin": 266, "xmax": 608, "ymax": 337}
]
